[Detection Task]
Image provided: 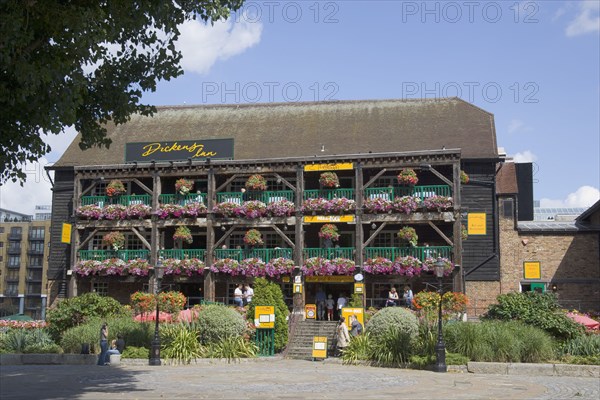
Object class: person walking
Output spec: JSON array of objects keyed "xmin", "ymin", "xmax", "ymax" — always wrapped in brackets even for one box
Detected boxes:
[
  {"xmin": 315, "ymin": 286, "xmax": 327, "ymax": 321},
  {"xmin": 97, "ymin": 322, "xmax": 108, "ymax": 366},
  {"xmin": 336, "ymin": 293, "xmax": 347, "ymax": 320},
  {"xmin": 336, "ymin": 316, "xmax": 351, "ymax": 356},
  {"xmin": 326, "ymin": 294, "xmax": 335, "ymax": 321}
]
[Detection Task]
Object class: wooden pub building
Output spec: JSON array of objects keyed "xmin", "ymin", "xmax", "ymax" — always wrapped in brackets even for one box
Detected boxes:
[{"xmin": 46, "ymin": 98, "xmax": 502, "ymax": 313}]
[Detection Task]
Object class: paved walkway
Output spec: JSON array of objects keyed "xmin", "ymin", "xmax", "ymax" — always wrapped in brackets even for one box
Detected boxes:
[{"xmin": 1, "ymin": 359, "xmax": 599, "ymax": 399}]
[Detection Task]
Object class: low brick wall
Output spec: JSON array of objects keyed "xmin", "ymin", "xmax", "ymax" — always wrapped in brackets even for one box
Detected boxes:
[
  {"xmin": 0, "ymin": 354, "xmax": 98, "ymax": 365},
  {"xmin": 468, "ymin": 362, "xmax": 600, "ymax": 378}
]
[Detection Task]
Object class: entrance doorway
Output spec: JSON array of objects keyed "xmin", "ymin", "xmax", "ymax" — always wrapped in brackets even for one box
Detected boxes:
[{"xmin": 305, "ymin": 281, "xmax": 354, "ymax": 321}]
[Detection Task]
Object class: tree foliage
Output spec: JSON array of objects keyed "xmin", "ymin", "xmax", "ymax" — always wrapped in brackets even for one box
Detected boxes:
[
  {"xmin": 246, "ymin": 277, "xmax": 289, "ymax": 352},
  {"xmin": 0, "ymin": 0, "xmax": 243, "ymax": 183}
]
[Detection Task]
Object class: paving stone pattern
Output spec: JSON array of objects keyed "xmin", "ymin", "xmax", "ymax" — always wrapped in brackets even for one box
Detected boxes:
[{"xmin": 1, "ymin": 359, "xmax": 599, "ymax": 400}]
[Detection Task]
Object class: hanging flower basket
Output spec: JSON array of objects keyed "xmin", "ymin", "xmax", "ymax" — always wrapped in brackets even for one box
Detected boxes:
[
  {"xmin": 397, "ymin": 169, "xmax": 418, "ymax": 186},
  {"xmin": 244, "ymin": 229, "xmax": 264, "ymax": 246},
  {"xmin": 318, "ymin": 224, "xmax": 340, "ymax": 242},
  {"xmin": 397, "ymin": 226, "xmax": 418, "ymax": 247},
  {"xmin": 175, "ymin": 178, "xmax": 194, "ymax": 195},
  {"xmin": 460, "ymin": 170, "xmax": 469, "ymax": 184},
  {"xmin": 106, "ymin": 180, "xmax": 126, "ymax": 197},
  {"xmin": 245, "ymin": 174, "xmax": 267, "ymax": 191},
  {"xmin": 319, "ymin": 172, "xmax": 340, "ymax": 188},
  {"xmin": 102, "ymin": 232, "xmax": 126, "ymax": 251},
  {"xmin": 173, "ymin": 226, "xmax": 193, "ymax": 244}
]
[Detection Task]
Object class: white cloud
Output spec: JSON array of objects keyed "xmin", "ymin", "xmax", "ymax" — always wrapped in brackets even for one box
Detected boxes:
[
  {"xmin": 540, "ymin": 186, "xmax": 600, "ymax": 208},
  {"xmin": 508, "ymin": 119, "xmax": 526, "ymax": 134},
  {"xmin": 512, "ymin": 150, "xmax": 538, "ymax": 163},
  {"xmin": 0, "ymin": 157, "xmax": 54, "ymax": 215},
  {"xmin": 566, "ymin": 1, "xmax": 600, "ymax": 37},
  {"xmin": 177, "ymin": 17, "xmax": 262, "ymax": 74}
]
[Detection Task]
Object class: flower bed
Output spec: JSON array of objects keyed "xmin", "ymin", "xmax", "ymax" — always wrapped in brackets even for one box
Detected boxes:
[
  {"xmin": 102, "ymin": 204, "xmax": 128, "ymax": 220},
  {"xmin": 210, "ymin": 257, "xmax": 296, "ymax": 278},
  {"xmin": 422, "ymin": 195, "xmax": 453, "ymax": 211},
  {"xmin": 0, "ymin": 320, "xmax": 48, "ymax": 329},
  {"xmin": 363, "ymin": 197, "xmax": 392, "ymax": 214},
  {"xmin": 422, "ymin": 257, "xmax": 454, "ymax": 276},
  {"xmin": 126, "ymin": 204, "xmax": 152, "ymax": 219},
  {"xmin": 239, "ymin": 200, "xmax": 267, "ymax": 218},
  {"xmin": 155, "ymin": 204, "xmax": 184, "ymax": 219},
  {"xmin": 163, "ymin": 258, "xmax": 205, "ymax": 276},
  {"xmin": 392, "ymin": 196, "xmax": 420, "ymax": 214},
  {"xmin": 76, "ymin": 204, "xmax": 103, "ymax": 219},
  {"xmin": 182, "ymin": 202, "xmax": 207, "ymax": 217},
  {"xmin": 266, "ymin": 200, "xmax": 295, "ymax": 217},
  {"xmin": 73, "ymin": 258, "xmax": 150, "ymax": 277},
  {"xmin": 76, "ymin": 204, "xmax": 153, "ymax": 220},
  {"xmin": 301, "ymin": 197, "xmax": 355, "ymax": 214},
  {"xmin": 362, "ymin": 255, "xmax": 423, "ymax": 276},
  {"xmin": 301, "ymin": 257, "xmax": 356, "ymax": 276}
]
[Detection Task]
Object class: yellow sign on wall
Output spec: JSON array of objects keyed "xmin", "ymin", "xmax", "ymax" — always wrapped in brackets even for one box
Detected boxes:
[
  {"xmin": 468, "ymin": 213, "xmax": 487, "ymax": 235},
  {"xmin": 523, "ymin": 261, "xmax": 541, "ymax": 280},
  {"xmin": 312, "ymin": 336, "xmax": 328, "ymax": 359},
  {"xmin": 341, "ymin": 307, "xmax": 365, "ymax": 331},
  {"xmin": 254, "ymin": 306, "xmax": 275, "ymax": 329},
  {"xmin": 305, "ymin": 276, "xmax": 354, "ymax": 283},
  {"xmin": 354, "ymin": 283, "xmax": 364, "ymax": 294},
  {"xmin": 304, "ymin": 215, "xmax": 355, "ymax": 223},
  {"xmin": 61, "ymin": 223, "xmax": 72, "ymax": 244},
  {"xmin": 305, "ymin": 304, "xmax": 317, "ymax": 319},
  {"xmin": 293, "ymin": 283, "xmax": 303, "ymax": 294},
  {"xmin": 304, "ymin": 163, "xmax": 354, "ymax": 172}
]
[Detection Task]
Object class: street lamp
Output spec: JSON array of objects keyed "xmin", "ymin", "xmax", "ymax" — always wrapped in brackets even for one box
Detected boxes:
[
  {"xmin": 149, "ymin": 257, "xmax": 164, "ymax": 366},
  {"xmin": 433, "ymin": 257, "xmax": 447, "ymax": 373}
]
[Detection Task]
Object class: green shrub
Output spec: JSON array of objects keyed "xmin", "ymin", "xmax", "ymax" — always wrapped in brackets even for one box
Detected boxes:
[
  {"xmin": 365, "ymin": 307, "xmax": 419, "ymax": 340},
  {"xmin": 160, "ymin": 323, "xmax": 205, "ymax": 365},
  {"xmin": 207, "ymin": 336, "xmax": 258, "ymax": 362},
  {"xmin": 60, "ymin": 316, "xmax": 153, "ymax": 354},
  {"xmin": 197, "ymin": 305, "xmax": 246, "ymax": 345},
  {"xmin": 1, "ymin": 329, "xmax": 28, "ymax": 353},
  {"xmin": 341, "ymin": 333, "xmax": 373, "ymax": 365},
  {"xmin": 46, "ymin": 293, "xmax": 129, "ymax": 342},
  {"xmin": 409, "ymin": 352, "xmax": 469, "ymax": 369},
  {"xmin": 483, "ymin": 292, "xmax": 583, "ymax": 341},
  {"xmin": 369, "ymin": 326, "xmax": 413, "ymax": 366},
  {"xmin": 559, "ymin": 355, "xmax": 600, "ymax": 365},
  {"xmin": 121, "ymin": 346, "xmax": 149, "ymax": 359},
  {"xmin": 561, "ymin": 334, "xmax": 600, "ymax": 357},
  {"xmin": 347, "ymin": 293, "xmax": 364, "ymax": 308},
  {"xmin": 23, "ymin": 343, "xmax": 63, "ymax": 354},
  {"xmin": 414, "ymin": 320, "xmax": 437, "ymax": 356},
  {"xmin": 245, "ymin": 277, "xmax": 289, "ymax": 352},
  {"xmin": 444, "ymin": 321, "xmax": 555, "ymax": 363}
]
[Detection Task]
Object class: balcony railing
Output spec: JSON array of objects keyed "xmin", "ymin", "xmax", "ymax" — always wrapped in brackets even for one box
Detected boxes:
[
  {"xmin": 8, "ymin": 233, "xmax": 22, "ymax": 240},
  {"xmin": 365, "ymin": 246, "xmax": 453, "ymax": 261},
  {"xmin": 216, "ymin": 191, "xmax": 294, "ymax": 204},
  {"xmin": 364, "ymin": 185, "xmax": 451, "ymax": 201},
  {"xmin": 159, "ymin": 194, "xmax": 205, "ymax": 205},
  {"xmin": 80, "ymin": 194, "xmax": 152, "ymax": 206},
  {"xmin": 303, "ymin": 247, "xmax": 354, "ymax": 259},
  {"xmin": 8, "ymin": 248, "xmax": 21, "ymax": 255},
  {"xmin": 159, "ymin": 249, "xmax": 206, "ymax": 260},
  {"xmin": 78, "ymin": 249, "xmax": 150, "ymax": 261},
  {"xmin": 303, "ymin": 189, "xmax": 355, "ymax": 200},
  {"xmin": 213, "ymin": 248, "xmax": 293, "ymax": 262}
]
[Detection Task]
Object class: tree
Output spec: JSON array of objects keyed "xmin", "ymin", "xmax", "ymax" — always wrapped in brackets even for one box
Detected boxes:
[
  {"xmin": 0, "ymin": 0, "xmax": 243, "ymax": 183},
  {"xmin": 246, "ymin": 278, "xmax": 289, "ymax": 352}
]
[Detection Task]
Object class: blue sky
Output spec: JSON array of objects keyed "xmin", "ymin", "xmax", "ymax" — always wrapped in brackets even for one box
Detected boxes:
[{"xmin": 1, "ymin": 0, "xmax": 599, "ymax": 214}]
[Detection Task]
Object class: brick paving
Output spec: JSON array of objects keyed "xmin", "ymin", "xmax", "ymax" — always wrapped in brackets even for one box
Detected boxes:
[{"xmin": 1, "ymin": 359, "xmax": 599, "ymax": 400}]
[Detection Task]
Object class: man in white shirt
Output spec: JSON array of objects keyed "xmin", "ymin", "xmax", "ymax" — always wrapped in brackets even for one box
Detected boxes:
[
  {"xmin": 233, "ymin": 284, "xmax": 243, "ymax": 307},
  {"xmin": 337, "ymin": 293, "xmax": 347, "ymax": 320},
  {"xmin": 243, "ymin": 284, "xmax": 254, "ymax": 306}
]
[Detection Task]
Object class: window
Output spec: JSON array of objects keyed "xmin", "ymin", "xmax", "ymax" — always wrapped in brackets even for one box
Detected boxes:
[
  {"xmin": 266, "ymin": 178, "xmax": 296, "ymax": 192},
  {"xmin": 372, "ymin": 231, "xmax": 396, "ymax": 247},
  {"xmin": 0, "ymin": 227, "xmax": 4, "ymax": 233},
  {"xmin": 8, "ymin": 241, "xmax": 21, "ymax": 251},
  {"xmin": 29, "ymin": 227, "xmax": 45, "ymax": 240},
  {"xmin": 227, "ymin": 233, "xmax": 245, "ymax": 249},
  {"xmin": 10, "ymin": 227, "xmax": 22, "ymax": 235},
  {"xmin": 29, "ymin": 241, "xmax": 44, "ymax": 253},
  {"xmin": 0, "ymin": 242, "xmax": 3, "ymax": 247},
  {"xmin": 26, "ymin": 283, "xmax": 42, "ymax": 295},
  {"xmin": 8, "ymin": 256, "xmax": 20, "ymax": 267},
  {"xmin": 92, "ymin": 282, "xmax": 109, "ymax": 296},
  {"xmin": 6, "ymin": 269, "xmax": 19, "ymax": 281},
  {"xmin": 27, "ymin": 269, "xmax": 43, "ymax": 281},
  {"xmin": 265, "ymin": 233, "xmax": 295, "ymax": 248},
  {"xmin": 28, "ymin": 255, "xmax": 44, "ymax": 267},
  {"xmin": 502, "ymin": 199, "xmax": 514, "ymax": 218},
  {"xmin": 0, "ymin": 255, "xmax": 3, "ymax": 262},
  {"xmin": 5, "ymin": 283, "xmax": 18, "ymax": 296}
]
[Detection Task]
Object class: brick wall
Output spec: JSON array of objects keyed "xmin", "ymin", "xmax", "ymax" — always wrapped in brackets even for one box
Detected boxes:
[{"xmin": 465, "ymin": 281, "xmax": 501, "ymax": 316}]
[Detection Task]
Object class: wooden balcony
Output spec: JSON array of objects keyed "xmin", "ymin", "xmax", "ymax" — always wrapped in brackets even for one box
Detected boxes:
[
  {"xmin": 159, "ymin": 249, "xmax": 206, "ymax": 260},
  {"xmin": 365, "ymin": 246, "xmax": 453, "ymax": 261},
  {"xmin": 364, "ymin": 185, "xmax": 451, "ymax": 201},
  {"xmin": 216, "ymin": 190, "xmax": 294, "ymax": 204},
  {"xmin": 213, "ymin": 248, "xmax": 293, "ymax": 262},
  {"xmin": 78, "ymin": 249, "xmax": 150, "ymax": 261},
  {"xmin": 80, "ymin": 194, "xmax": 151, "ymax": 206},
  {"xmin": 303, "ymin": 247, "xmax": 354, "ymax": 259}
]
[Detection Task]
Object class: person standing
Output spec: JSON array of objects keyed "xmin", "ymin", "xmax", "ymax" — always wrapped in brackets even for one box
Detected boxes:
[
  {"xmin": 233, "ymin": 284, "xmax": 243, "ymax": 307},
  {"xmin": 315, "ymin": 286, "xmax": 327, "ymax": 321},
  {"xmin": 336, "ymin": 316, "xmax": 351, "ymax": 356},
  {"xmin": 403, "ymin": 286, "xmax": 414, "ymax": 309},
  {"xmin": 97, "ymin": 322, "xmax": 108, "ymax": 366},
  {"xmin": 336, "ymin": 293, "xmax": 347, "ymax": 320},
  {"xmin": 243, "ymin": 284, "xmax": 254, "ymax": 306},
  {"xmin": 349, "ymin": 314, "xmax": 363, "ymax": 337},
  {"xmin": 326, "ymin": 294, "xmax": 335, "ymax": 321}
]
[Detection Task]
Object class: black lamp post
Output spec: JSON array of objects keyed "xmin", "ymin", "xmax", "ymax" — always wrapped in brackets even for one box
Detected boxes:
[
  {"xmin": 433, "ymin": 257, "xmax": 447, "ymax": 373},
  {"xmin": 149, "ymin": 257, "xmax": 164, "ymax": 366}
]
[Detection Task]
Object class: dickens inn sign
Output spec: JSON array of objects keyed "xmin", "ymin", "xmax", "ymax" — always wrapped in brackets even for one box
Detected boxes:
[{"xmin": 125, "ymin": 139, "xmax": 234, "ymax": 163}]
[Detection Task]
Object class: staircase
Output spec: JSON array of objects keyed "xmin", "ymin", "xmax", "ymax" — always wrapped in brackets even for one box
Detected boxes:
[{"xmin": 285, "ymin": 320, "xmax": 339, "ymax": 360}]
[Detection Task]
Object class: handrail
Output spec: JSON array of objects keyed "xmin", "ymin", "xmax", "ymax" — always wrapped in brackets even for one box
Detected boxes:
[
  {"xmin": 159, "ymin": 194, "xmax": 205, "ymax": 205},
  {"xmin": 159, "ymin": 249, "xmax": 206, "ymax": 260},
  {"xmin": 213, "ymin": 248, "xmax": 293, "ymax": 262},
  {"xmin": 303, "ymin": 248, "xmax": 354, "ymax": 259},
  {"xmin": 78, "ymin": 249, "xmax": 150, "ymax": 261},
  {"xmin": 216, "ymin": 190, "xmax": 294, "ymax": 204},
  {"xmin": 303, "ymin": 189, "xmax": 355, "ymax": 200},
  {"xmin": 364, "ymin": 185, "xmax": 451, "ymax": 201},
  {"xmin": 365, "ymin": 246, "xmax": 452, "ymax": 261}
]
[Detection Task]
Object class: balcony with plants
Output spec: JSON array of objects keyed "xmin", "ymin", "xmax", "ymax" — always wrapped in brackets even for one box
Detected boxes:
[
  {"xmin": 74, "ymin": 232, "xmax": 150, "ymax": 277},
  {"xmin": 301, "ymin": 224, "xmax": 355, "ymax": 276}
]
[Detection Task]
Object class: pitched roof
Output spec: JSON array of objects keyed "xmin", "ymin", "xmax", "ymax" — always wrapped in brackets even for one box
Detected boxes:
[
  {"xmin": 54, "ymin": 97, "xmax": 498, "ymax": 168},
  {"xmin": 496, "ymin": 162, "xmax": 518, "ymax": 195},
  {"xmin": 576, "ymin": 199, "xmax": 600, "ymax": 222}
]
